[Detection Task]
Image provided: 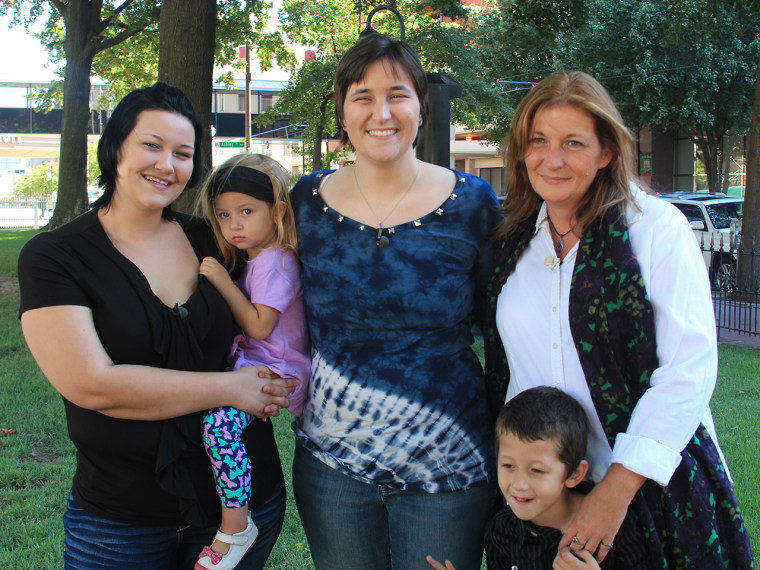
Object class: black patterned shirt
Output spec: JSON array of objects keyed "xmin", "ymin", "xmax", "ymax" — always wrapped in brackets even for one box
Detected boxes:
[{"xmin": 485, "ymin": 499, "xmax": 654, "ymax": 570}]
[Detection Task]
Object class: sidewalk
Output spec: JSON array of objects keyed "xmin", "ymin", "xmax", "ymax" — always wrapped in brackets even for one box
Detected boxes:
[{"xmin": 717, "ymin": 329, "xmax": 760, "ymax": 350}]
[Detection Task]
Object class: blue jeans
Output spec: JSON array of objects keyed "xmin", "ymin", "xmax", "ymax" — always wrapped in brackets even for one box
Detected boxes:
[
  {"xmin": 62, "ymin": 478, "xmax": 286, "ymax": 569},
  {"xmin": 293, "ymin": 443, "xmax": 498, "ymax": 570}
]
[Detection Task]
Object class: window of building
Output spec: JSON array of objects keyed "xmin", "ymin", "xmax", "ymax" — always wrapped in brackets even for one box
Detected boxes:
[
  {"xmin": 721, "ymin": 134, "xmax": 746, "ymax": 196},
  {"xmin": 673, "ymin": 134, "xmax": 696, "ymax": 192},
  {"xmin": 479, "ymin": 167, "xmax": 505, "ymax": 198},
  {"xmin": 260, "ymin": 94, "xmax": 275, "ymax": 112}
]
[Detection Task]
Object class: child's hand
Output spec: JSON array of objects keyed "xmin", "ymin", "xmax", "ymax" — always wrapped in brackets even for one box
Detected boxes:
[
  {"xmin": 426, "ymin": 555, "xmax": 456, "ymax": 570},
  {"xmin": 199, "ymin": 256, "xmax": 234, "ymax": 291},
  {"xmin": 553, "ymin": 547, "xmax": 602, "ymax": 569}
]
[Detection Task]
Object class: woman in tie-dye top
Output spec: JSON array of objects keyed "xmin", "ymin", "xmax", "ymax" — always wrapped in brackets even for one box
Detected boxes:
[{"xmin": 290, "ymin": 33, "xmax": 502, "ymax": 570}]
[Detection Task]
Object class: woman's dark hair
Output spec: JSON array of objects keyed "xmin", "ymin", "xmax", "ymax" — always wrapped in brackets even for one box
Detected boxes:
[
  {"xmin": 333, "ymin": 33, "xmax": 429, "ymax": 149},
  {"xmin": 93, "ymin": 82, "xmax": 203, "ymax": 219},
  {"xmin": 495, "ymin": 386, "xmax": 589, "ymax": 477}
]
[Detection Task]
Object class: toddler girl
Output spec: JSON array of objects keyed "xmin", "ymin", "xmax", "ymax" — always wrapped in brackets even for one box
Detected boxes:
[{"xmin": 195, "ymin": 154, "xmax": 310, "ymax": 570}]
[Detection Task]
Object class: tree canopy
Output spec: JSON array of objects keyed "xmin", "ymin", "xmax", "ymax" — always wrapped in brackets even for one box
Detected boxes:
[
  {"xmin": 1, "ymin": 0, "xmax": 278, "ymax": 225},
  {"xmin": 468, "ymin": 0, "xmax": 585, "ymax": 141},
  {"xmin": 557, "ymin": 0, "xmax": 759, "ymax": 194},
  {"xmin": 255, "ymin": 0, "xmax": 509, "ymax": 170},
  {"xmin": 1, "ymin": 0, "xmax": 160, "ymax": 228},
  {"xmin": 13, "ymin": 161, "xmax": 58, "ymax": 197},
  {"xmin": 4, "ymin": 0, "xmax": 759, "ymax": 240}
]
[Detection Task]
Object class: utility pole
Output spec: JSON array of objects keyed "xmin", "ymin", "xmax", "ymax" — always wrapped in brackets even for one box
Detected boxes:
[{"xmin": 245, "ymin": 0, "xmax": 252, "ymax": 150}]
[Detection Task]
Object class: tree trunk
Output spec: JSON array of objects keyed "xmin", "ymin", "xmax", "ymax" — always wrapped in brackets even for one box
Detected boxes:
[
  {"xmin": 694, "ymin": 133, "xmax": 720, "ymax": 193},
  {"xmin": 719, "ymin": 137, "xmax": 731, "ymax": 193},
  {"xmin": 47, "ymin": 1, "xmax": 101, "ymax": 230},
  {"xmin": 311, "ymin": 127, "xmax": 324, "ymax": 172},
  {"xmin": 737, "ymin": 53, "xmax": 760, "ymax": 292},
  {"xmin": 158, "ymin": 0, "xmax": 217, "ymax": 214},
  {"xmin": 311, "ymin": 92, "xmax": 332, "ymax": 172}
]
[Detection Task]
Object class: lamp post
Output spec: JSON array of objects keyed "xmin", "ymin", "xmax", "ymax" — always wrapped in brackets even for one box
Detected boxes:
[
  {"xmin": 358, "ymin": 5, "xmax": 461, "ymax": 169},
  {"xmin": 360, "ymin": 5, "xmax": 405, "ymax": 41},
  {"xmin": 245, "ymin": 0, "xmax": 252, "ymax": 151}
]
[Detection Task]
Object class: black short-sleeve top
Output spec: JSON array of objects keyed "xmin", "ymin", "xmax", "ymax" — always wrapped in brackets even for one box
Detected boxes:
[{"xmin": 18, "ymin": 209, "xmax": 281, "ymax": 527}]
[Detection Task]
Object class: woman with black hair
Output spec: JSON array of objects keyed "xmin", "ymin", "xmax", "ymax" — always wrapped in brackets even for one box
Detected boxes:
[{"xmin": 18, "ymin": 83, "xmax": 296, "ymax": 569}]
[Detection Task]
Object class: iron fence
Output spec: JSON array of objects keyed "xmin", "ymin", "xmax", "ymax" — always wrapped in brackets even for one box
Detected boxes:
[
  {"xmin": 700, "ymin": 239, "xmax": 760, "ymax": 338},
  {"xmin": 0, "ymin": 196, "xmax": 55, "ymax": 229}
]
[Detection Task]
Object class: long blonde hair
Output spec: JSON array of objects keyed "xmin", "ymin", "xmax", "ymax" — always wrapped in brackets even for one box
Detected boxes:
[
  {"xmin": 197, "ymin": 153, "xmax": 297, "ymax": 270},
  {"xmin": 498, "ymin": 70, "xmax": 636, "ymax": 237}
]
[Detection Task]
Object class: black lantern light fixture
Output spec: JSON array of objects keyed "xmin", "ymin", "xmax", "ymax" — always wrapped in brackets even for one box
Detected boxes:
[
  {"xmin": 360, "ymin": 5, "xmax": 405, "ymax": 41},
  {"xmin": 357, "ymin": 5, "xmax": 461, "ymax": 169}
]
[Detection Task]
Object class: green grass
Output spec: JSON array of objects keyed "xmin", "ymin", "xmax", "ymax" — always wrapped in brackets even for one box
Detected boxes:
[
  {"xmin": 0, "ymin": 291, "xmax": 74, "ymax": 568},
  {"xmin": 713, "ymin": 346, "xmax": 760, "ymax": 547},
  {"xmin": 0, "ymin": 229, "xmax": 37, "ymax": 276},
  {"xmin": 266, "ymin": 413, "xmax": 312, "ymax": 569},
  {"xmin": 1, "ymin": 230, "xmax": 757, "ymax": 568}
]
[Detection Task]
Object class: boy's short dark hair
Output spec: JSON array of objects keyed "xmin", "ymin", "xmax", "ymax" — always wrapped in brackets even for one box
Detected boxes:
[
  {"xmin": 495, "ymin": 387, "xmax": 589, "ymax": 476},
  {"xmin": 333, "ymin": 33, "xmax": 429, "ymax": 149},
  {"xmin": 94, "ymin": 82, "xmax": 203, "ymax": 219}
]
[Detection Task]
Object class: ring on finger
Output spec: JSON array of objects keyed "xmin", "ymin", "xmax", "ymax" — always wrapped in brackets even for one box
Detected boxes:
[
  {"xmin": 600, "ymin": 541, "xmax": 614, "ymax": 549},
  {"xmin": 572, "ymin": 536, "xmax": 583, "ymax": 546}
]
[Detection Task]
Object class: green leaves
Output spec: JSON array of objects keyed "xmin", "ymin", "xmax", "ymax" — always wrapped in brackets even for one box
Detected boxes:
[
  {"xmin": 558, "ymin": 0, "xmax": 759, "ymax": 191},
  {"xmin": 13, "ymin": 161, "xmax": 58, "ymax": 198},
  {"xmin": 255, "ymin": 0, "xmax": 510, "ymax": 167}
]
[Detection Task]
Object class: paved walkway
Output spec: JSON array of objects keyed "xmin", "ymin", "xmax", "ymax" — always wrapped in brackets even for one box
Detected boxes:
[
  {"xmin": 717, "ymin": 329, "xmax": 760, "ymax": 350},
  {"xmin": 712, "ymin": 295, "xmax": 760, "ymax": 349}
]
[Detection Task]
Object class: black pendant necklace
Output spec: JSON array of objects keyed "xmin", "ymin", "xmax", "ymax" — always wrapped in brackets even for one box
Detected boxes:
[
  {"xmin": 546, "ymin": 213, "xmax": 579, "ymax": 256},
  {"xmin": 376, "ymin": 228, "xmax": 390, "ymax": 248}
]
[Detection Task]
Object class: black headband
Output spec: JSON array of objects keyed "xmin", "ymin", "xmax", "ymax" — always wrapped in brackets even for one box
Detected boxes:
[{"xmin": 211, "ymin": 167, "xmax": 275, "ymax": 203}]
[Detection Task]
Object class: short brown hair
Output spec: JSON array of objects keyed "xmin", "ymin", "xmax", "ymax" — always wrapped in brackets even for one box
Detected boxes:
[
  {"xmin": 334, "ymin": 33, "xmax": 429, "ymax": 149},
  {"xmin": 498, "ymin": 70, "xmax": 636, "ymax": 236},
  {"xmin": 495, "ymin": 387, "xmax": 589, "ymax": 477}
]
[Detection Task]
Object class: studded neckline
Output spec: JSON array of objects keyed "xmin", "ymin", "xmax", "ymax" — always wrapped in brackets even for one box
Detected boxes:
[{"xmin": 311, "ymin": 170, "xmax": 466, "ymax": 238}]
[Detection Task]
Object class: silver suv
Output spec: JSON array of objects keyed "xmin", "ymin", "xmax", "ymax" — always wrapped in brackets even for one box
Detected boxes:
[{"xmin": 659, "ymin": 192, "xmax": 743, "ymax": 289}]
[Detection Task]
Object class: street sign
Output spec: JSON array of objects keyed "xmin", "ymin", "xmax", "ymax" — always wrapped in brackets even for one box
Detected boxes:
[{"xmin": 218, "ymin": 141, "xmax": 246, "ymax": 148}]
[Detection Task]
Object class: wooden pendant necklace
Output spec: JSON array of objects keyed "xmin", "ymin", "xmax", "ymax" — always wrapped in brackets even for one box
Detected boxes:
[
  {"xmin": 546, "ymin": 213, "xmax": 579, "ymax": 256},
  {"xmin": 353, "ymin": 164, "xmax": 420, "ymax": 248}
]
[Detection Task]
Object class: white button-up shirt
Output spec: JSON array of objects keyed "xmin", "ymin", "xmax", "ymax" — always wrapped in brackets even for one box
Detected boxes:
[{"xmin": 496, "ymin": 188, "xmax": 726, "ymax": 486}]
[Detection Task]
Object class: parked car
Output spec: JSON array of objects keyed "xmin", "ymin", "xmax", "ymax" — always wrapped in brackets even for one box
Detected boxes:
[{"xmin": 659, "ymin": 192, "xmax": 743, "ymax": 290}]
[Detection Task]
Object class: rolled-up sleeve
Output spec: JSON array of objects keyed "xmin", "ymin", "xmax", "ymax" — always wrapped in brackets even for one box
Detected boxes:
[{"xmin": 610, "ymin": 194, "xmax": 718, "ymax": 486}]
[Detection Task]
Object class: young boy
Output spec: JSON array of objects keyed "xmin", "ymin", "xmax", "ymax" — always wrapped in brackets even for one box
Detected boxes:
[{"xmin": 428, "ymin": 387, "xmax": 651, "ymax": 569}]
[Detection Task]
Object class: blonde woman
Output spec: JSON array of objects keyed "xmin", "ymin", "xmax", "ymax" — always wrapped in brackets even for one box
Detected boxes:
[{"xmin": 485, "ymin": 70, "xmax": 753, "ymax": 568}]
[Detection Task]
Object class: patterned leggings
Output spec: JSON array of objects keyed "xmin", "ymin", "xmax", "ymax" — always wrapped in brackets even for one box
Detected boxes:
[{"xmin": 201, "ymin": 406, "xmax": 253, "ymax": 509}]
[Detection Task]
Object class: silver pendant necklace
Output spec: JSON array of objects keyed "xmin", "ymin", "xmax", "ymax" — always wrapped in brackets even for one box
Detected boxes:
[
  {"xmin": 546, "ymin": 213, "xmax": 579, "ymax": 256},
  {"xmin": 353, "ymin": 164, "xmax": 420, "ymax": 248}
]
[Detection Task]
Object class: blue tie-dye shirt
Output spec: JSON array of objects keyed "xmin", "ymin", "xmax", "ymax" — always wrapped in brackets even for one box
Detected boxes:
[{"xmin": 292, "ymin": 169, "xmax": 501, "ymax": 493}]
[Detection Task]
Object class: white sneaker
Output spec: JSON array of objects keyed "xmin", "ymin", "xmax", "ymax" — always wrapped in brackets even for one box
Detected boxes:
[{"xmin": 195, "ymin": 517, "xmax": 259, "ymax": 570}]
